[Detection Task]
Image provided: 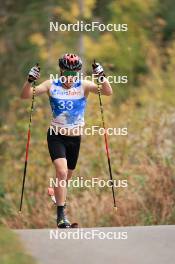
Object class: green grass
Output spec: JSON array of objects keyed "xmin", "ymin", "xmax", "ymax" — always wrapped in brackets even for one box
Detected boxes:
[{"xmin": 0, "ymin": 226, "xmax": 36, "ymax": 264}]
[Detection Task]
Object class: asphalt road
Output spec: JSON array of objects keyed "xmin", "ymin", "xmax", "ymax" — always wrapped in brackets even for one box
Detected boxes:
[{"xmin": 15, "ymin": 225, "xmax": 175, "ymax": 264}]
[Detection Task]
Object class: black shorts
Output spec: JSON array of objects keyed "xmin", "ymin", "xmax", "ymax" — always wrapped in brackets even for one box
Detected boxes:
[{"xmin": 47, "ymin": 128, "xmax": 81, "ymax": 170}]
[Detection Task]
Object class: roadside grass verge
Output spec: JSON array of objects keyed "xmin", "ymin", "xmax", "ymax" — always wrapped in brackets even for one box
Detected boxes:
[{"xmin": 0, "ymin": 226, "xmax": 36, "ymax": 264}]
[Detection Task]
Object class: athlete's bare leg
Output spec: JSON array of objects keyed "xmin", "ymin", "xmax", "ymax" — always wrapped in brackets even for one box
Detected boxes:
[
  {"xmin": 48, "ymin": 162, "xmax": 74, "ymax": 205},
  {"xmin": 53, "ymin": 158, "xmax": 68, "ymax": 206}
]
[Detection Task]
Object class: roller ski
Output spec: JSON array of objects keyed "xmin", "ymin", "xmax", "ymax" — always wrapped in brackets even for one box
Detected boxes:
[{"xmin": 57, "ymin": 218, "xmax": 79, "ymax": 229}]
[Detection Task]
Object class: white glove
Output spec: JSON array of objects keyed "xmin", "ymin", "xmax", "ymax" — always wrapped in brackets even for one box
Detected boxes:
[
  {"xmin": 28, "ymin": 65, "xmax": 40, "ymax": 83},
  {"xmin": 92, "ymin": 63, "xmax": 104, "ymax": 75}
]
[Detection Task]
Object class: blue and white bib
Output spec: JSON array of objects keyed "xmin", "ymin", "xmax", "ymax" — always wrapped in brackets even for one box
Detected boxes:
[{"xmin": 49, "ymin": 79, "xmax": 87, "ymax": 128}]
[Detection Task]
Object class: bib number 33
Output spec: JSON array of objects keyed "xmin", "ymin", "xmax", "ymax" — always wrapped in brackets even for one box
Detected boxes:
[{"xmin": 58, "ymin": 100, "xmax": 73, "ymax": 110}]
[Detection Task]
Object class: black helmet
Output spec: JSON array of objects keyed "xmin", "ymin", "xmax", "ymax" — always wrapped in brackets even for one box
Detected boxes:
[{"xmin": 59, "ymin": 53, "xmax": 82, "ymax": 70}]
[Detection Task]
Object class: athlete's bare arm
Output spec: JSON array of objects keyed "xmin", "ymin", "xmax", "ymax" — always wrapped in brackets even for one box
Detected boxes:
[
  {"xmin": 83, "ymin": 78, "xmax": 113, "ymax": 97},
  {"xmin": 20, "ymin": 80, "xmax": 50, "ymax": 99}
]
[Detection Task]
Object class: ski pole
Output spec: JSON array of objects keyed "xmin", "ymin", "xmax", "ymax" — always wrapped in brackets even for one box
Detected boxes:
[
  {"xmin": 19, "ymin": 64, "xmax": 39, "ymax": 212},
  {"xmin": 94, "ymin": 60, "xmax": 117, "ymax": 208}
]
